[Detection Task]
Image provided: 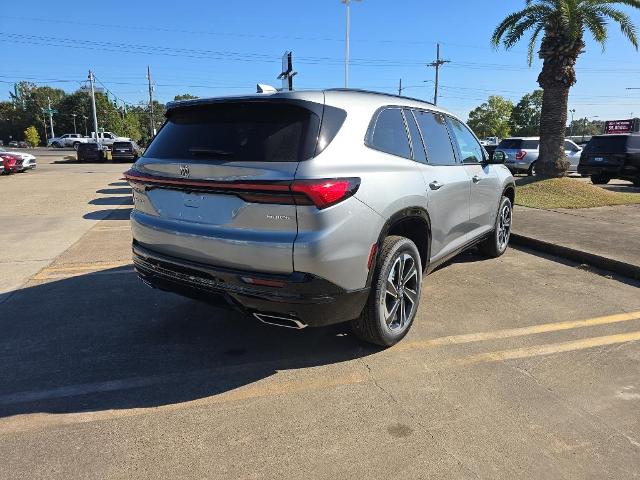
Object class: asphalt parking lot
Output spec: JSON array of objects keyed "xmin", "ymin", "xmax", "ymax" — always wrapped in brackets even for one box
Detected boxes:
[{"xmin": 1, "ymin": 150, "xmax": 640, "ymax": 479}]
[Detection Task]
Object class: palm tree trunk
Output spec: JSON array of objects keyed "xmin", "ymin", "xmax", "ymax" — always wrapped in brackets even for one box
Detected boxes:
[{"xmin": 537, "ymin": 84, "xmax": 570, "ymax": 177}]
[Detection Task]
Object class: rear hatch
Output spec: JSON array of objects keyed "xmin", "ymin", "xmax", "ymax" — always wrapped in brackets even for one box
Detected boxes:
[
  {"xmin": 497, "ymin": 138, "xmax": 539, "ymax": 160},
  {"xmin": 113, "ymin": 141, "xmax": 133, "ymax": 154},
  {"xmin": 127, "ymin": 94, "xmax": 326, "ymax": 274},
  {"xmin": 581, "ymin": 135, "xmax": 629, "ymax": 166}
]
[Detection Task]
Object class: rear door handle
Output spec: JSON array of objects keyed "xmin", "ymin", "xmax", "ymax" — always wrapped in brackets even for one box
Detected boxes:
[
  {"xmin": 429, "ymin": 181, "xmax": 444, "ymax": 190},
  {"xmin": 472, "ymin": 175, "xmax": 481, "ymax": 183}
]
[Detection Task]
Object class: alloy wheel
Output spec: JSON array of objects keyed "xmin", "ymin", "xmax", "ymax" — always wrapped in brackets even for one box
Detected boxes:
[
  {"xmin": 382, "ymin": 253, "xmax": 419, "ymax": 331},
  {"xmin": 497, "ymin": 202, "xmax": 512, "ymax": 250}
]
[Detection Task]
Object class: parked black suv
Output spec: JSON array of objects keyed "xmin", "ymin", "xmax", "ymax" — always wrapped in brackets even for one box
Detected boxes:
[
  {"xmin": 578, "ymin": 134, "xmax": 640, "ymax": 185},
  {"xmin": 112, "ymin": 141, "xmax": 142, "ymax": 162},
  {"xmin": 77, "ymin": 143, "xmax": 103, "ymax": 162}
]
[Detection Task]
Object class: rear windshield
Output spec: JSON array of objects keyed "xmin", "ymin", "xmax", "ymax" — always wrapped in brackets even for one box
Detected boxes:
[
  {"xmin": 584, "ymin": 136, "xmax": 629, "ymax": 154},
  {"xmin": 113, "ymin": 142, "xmax": 132, "ymax": 149},
  {"xmin": 144, "ymin": 102, "xmax": 322, "ymax": 162},
  {"xmin": 497, "ymin": 139, "xmax": 539, "ymax": 149}
]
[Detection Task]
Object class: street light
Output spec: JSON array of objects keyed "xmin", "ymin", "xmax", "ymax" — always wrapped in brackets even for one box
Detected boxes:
[
  {"xmin": 342, "ymin": 0, "xmax": 361, "ymax": 88},
  {"xmin": 569, "ymin": 109, "xmax": 576, "ymax": 137},
  {"xmin": 71, "ymin": 113, "xmax": 77, "ymax": 134},
  {"xmin": 82, "ymin": 115, "xmax": 89, "ymax": 137},
  {"xmin": 582, "ymin": 115, "xmax": 599, "ymax": 143}
]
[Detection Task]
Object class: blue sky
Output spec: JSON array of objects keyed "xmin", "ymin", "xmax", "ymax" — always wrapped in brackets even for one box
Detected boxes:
[{"xmin": 1, "ymin": 0, "xmax": 640, "ymax": 121}]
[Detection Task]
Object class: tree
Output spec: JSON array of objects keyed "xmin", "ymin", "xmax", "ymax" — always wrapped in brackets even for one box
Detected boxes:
[
  {"xmin": 510, "ymin": 89, "xmax": 543, "ymax": 136},
  {"xmin": 467, "ymin": 96, "xmax": 514, "ymax": 139},
  {"xmin": 492, "ymin": 0, "xmax": 640, "ymax": 177},
  {"xmin": 173, "ymin": 94, "xmax": 198, "ymax": 101},
  {"xmin": 567, "ymin": 117, "xmax": 604, "ymax": 139},
  {"xmin": 23, "ymin": 126, "xmax": 40, "ymax": 147}
]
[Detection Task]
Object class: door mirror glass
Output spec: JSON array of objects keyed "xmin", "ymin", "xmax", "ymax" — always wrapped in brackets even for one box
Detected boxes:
[{"xmin": 491, "ymin": 151, "xmax": 506, "ymax": 163}]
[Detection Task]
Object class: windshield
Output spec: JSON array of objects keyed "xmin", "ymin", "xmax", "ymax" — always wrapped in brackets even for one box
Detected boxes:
[
  {"xmin": 144, "ymin": 102, "xmax": 322, "ymax": 162},
  {"xmin": 497, "ymin": 139, "xmax": 539, "ymax": 149}
]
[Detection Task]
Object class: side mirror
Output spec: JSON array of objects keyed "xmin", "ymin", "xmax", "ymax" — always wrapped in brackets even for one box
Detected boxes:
[{"xmin": 489, "ymin": 151, "xmax": 506, "ymax": 164}]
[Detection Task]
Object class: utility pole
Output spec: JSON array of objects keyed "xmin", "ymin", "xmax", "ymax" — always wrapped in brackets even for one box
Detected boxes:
[
  {"xmin": 342, "ymin": 0, "xmax": 361, "ymax": 88},
  {"xmin": 46, "ymin": 97, "xmax": 55, "ymax": 139},
  {"xmin": 72, "ymin": 113, "xmax": 77, "ymax": 134},
  {"xmin": 426, "ymin": 43, "xmax": 450, "ymax": 105},
  {"xmin": 147, "ymin": 65, "xmax": 156, "ymax": 137},
  {"xmin": 88, "ymin": 70, "xmax": 100, "ymax": 146},
  {"xmin": 398, "ymin": 78, "xmax": 402, "ymax": 96}
]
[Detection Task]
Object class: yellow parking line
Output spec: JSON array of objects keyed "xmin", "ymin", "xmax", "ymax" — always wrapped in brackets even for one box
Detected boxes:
[
  {"xmin": 395, "ymin": 311, "xmax": 640, "ymax": 352},
  {"xmin": 32, "ymin": 261, "xmax": 132, "ymax": 280},
  {"xmin": 456, "ymin": 330, "xmax": 640, "ymax": 366}
]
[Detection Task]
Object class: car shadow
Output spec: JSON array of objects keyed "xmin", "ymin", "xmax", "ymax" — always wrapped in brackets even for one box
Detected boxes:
[
  {"xmin": 84, "ymin": 208, "xmax": 133, "ymax": 220},
  {"xmin": 96, "ymin": 187, "xmax": 132, "ymax": 195},
  {"xmin": 89, "ymin": 196, "xmax": 134, "ymax": 206},
  {"xmin": 0, "ymin": 266, "xmax": 375, "ymax": 418},
  {"xmin": 599, "ymin": 184, "xmax": 640, "ymax": 193},
  {"xmin": 109, "ymin": 181, "xmax": 129, "ymax": 187}
]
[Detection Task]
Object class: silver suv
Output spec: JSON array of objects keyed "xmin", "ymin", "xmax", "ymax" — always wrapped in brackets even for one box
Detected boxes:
[
  {"xmin": 496, "ymin": 137, "xmax": 582, "ymax": 175},
  {"xmin": 125, "ymin": 89, "xmax": 515, "ymax": 346}
]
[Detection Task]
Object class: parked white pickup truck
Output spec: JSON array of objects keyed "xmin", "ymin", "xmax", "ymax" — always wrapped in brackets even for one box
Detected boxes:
[
  {"xmin": 48, "ymin": 132, "xmax": 131, "ymax": 149},
  {"xmin": 90, "ymin": 131, "xmax": 131, "ymax": 146},
  {"xmin": 48, "ymin": 134, "xmax": 90, "ymax": 149}
]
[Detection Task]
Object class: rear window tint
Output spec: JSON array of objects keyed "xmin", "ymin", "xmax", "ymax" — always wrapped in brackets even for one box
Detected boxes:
[
  {"xmin": 113, "ymin": 142, "xmax": 132, "ymax": 149},
  {"xmin": 498, "ymin": 139, "xmax": 539, "ymax": 150},
  {"xmin": 144, "ymin": 102, "xmax": 321, "ymax": 162},
  {"xmin": 584, "ymin": 136, "xmax": 628, "ymax": 154}
]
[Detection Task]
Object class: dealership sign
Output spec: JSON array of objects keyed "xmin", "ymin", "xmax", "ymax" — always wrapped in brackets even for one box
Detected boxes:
[{"xmin": 604, "ymin": 119, "xmax": 638, "ymax": 134}]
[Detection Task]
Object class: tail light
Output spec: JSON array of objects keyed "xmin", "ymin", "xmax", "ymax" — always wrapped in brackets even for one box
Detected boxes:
[
  {"xmin": 515, "ymin": 150, "xmax": 527, "ymax": 160},
  {"xmin": 291, "ymin": 178, "xmax": 360, "ymax": 209},
  {"xmin": 123, "ymin": 170, "xmax": 360, "ymax": 209}
]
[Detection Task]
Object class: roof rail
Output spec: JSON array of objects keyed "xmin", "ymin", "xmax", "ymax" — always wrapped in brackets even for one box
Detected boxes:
[{"xmin": 325, "ymin": 88, "xmax": 436, "ymax": 106}]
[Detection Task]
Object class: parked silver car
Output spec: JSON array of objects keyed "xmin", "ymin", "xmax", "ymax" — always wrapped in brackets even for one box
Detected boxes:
[
  {"xmin": 125, "ymin": 89, "xmax": 515, "ymax": 346},
  {"xmin": 496, "ymin": 137, "xmax": 582, "ymax": 175}
]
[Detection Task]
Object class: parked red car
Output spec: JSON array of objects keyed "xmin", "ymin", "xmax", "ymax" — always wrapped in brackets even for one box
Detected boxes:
[{"xmin": 0, "ymin": 153, "xmax": 19, "ymax": 174}]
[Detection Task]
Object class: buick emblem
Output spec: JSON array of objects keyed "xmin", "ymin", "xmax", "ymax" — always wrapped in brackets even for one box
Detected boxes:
[{"xmin": 179, "ymin": 165, "xmax": 190, "ymax": 178}]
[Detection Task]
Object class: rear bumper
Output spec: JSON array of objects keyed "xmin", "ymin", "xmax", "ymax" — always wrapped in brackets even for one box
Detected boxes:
[
  {"xmin": 132, "ymin": 242, "xmax": 369, "ymax": 327},
  {"xmin": 577, "ymin": 165, "xmax": 639, "ymax": 178}
]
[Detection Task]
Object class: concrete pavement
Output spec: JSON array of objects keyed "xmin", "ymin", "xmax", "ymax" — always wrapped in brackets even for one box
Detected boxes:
[
  {"xmin": 0, "ymin": 149, "xmax": 131, "ymax": 300},
  {"xmin": 513, "ymin": 203, "xmax": 640, "ymax": 278},
  {"xmin": 1, "ymin": 154, "xmax": 640, "ymax": 479}
]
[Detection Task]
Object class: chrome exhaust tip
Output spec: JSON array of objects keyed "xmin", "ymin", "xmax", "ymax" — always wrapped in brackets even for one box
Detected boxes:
[{"xmin": 253, "ymin": 313, "xmax": 307, "ymax": 330}]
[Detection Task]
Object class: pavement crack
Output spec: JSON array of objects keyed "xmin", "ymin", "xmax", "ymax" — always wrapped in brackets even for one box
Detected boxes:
[
  {"xmin": 358, "ymin": 357, "xmax": 481, "ymax": 480},
  {"xmin": 510, "ymin": 363, "xmax": 640, "ymax": 455}
]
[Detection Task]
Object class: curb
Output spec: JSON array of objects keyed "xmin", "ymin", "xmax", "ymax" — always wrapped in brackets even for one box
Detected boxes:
[{"xmin": 510, "ymin": 233, "xmax": 640, "ymax": 280}]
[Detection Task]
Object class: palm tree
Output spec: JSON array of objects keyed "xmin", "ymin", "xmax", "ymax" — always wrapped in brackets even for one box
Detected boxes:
[{"xmin": 492, "ymin": 0, "xmax": 640, "ymax": 177}]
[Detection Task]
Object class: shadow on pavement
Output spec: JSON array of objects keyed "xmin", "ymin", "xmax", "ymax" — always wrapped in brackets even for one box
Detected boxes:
[
  {"xmin": 96, "ymin": 187, "xmax": 132, "ymax": 195},
  {"xmin": 109, "ymin": 181, "xmax": 129, "ymax": 187},
  {"xmin": 0, "ymin": 266, "xmax": 375, "ymax": 418},
  {"xmin": 89, "ymin": 196, "xmax": 134, "ymax": 206},
  {"xmin": 84, "ymin": 208, "xmax": 133, "ymax": 220}
]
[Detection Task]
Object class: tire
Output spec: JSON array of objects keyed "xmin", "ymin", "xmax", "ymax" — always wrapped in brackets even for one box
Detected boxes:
[
  {"xmin": 633, "ymin": 177, "xmax": 640, "ymax": 187},
  {"xmin": 73, "ymin": 142, "xmax": 80, "ymax": 150},
  {"xmin": 478, "ymin": 196, "xmax": 512, "ymax": 258},
  {"xmin": 527, "ymin": 162, "xmax": 537, "ymax": 176},
  {"xmin": 351, "ymin": 235, "xmax": 422, "ymax": 347},
  {"xmin": 51, "ymin": 141, "xmax": 61, "ymax": 148},
  {"xmin": 591, "ymin": 174, "xmax": 610, "ymax": 185}
]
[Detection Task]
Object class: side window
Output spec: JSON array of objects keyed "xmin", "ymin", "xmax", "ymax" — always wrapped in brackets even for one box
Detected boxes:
[
  {"xmin": 413, "ymin": 110, "xmax": 457, "ymax": 166},
  {"xmin": 564, "ymin": 140, "xmax": 578, "ymax": 152},
  {"xmin": 369, "ymin": 108, "xmax": 411, "ymax": 159},
  {"xmin": 403, "ymin": 109, "xmax": 427, "ymax": 163},
  {"xmin": 446, "ymin": 117, "xmax": 484, "ymax": 164}
]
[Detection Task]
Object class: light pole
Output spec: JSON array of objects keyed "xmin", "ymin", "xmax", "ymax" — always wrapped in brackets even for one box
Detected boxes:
[
  {"xmin": 342, "ymin": 0, "xmax": 361, "ymax": 88},
  {"xmin": 72, "ymin": 113, "xmax": 77, "ymax": 134},
  {"xmin": 82, "ymin": 115, "xmax": 88, "ymax": 137},
  {"xmin": 569, "ymin": 109, "xmax": 576, "ymax": 137}
]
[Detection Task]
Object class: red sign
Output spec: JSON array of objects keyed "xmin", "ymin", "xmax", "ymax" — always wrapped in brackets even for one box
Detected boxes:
[{"xmin": 604, "ymin": 119, "xmax": 636, "ymax": 134}]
